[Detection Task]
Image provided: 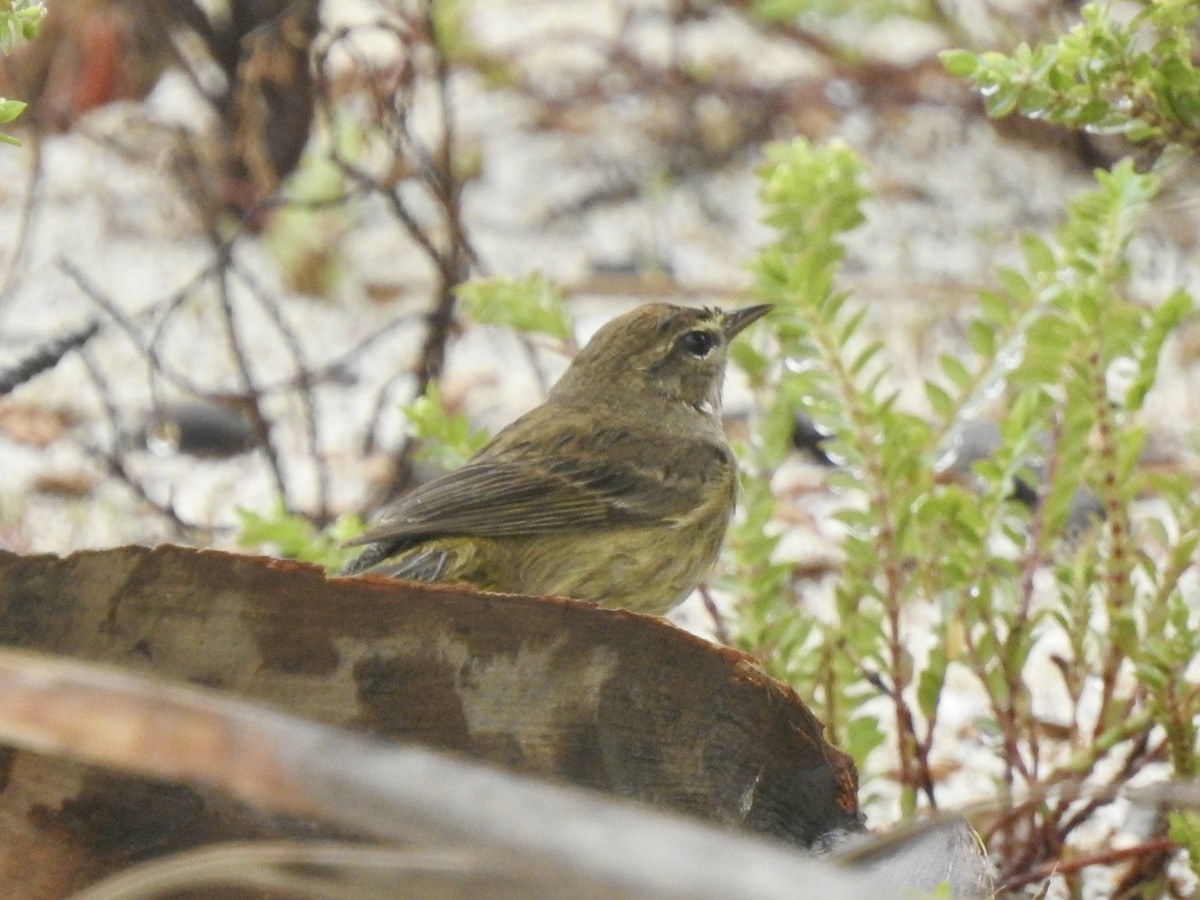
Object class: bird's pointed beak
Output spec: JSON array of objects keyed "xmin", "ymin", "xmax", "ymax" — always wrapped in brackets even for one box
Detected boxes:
[{"xmin": 721, "ymin": 304, "xmax": 773, "ymax": 339}]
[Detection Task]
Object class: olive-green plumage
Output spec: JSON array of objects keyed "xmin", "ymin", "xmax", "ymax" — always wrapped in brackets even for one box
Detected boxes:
[{"xmin": 343, "ymin": 302, "xmax": 771, "ymax": 614}]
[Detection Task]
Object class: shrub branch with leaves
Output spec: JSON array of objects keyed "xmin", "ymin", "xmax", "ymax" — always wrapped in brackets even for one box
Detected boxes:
[
  {"xmin": 730, "ymin": 138, "xmax": 1199, "ymax": 891},
  {"xmin": 0, "ymin": 0, "xmax": 43, "ymax": 145},
  {"xmin": 721, "ymin": 12, "xmax": 1200, "ymax": 890},
  {"xmin": 942, "ymin": 0, "xmax": 1200, "ymax": 160}
]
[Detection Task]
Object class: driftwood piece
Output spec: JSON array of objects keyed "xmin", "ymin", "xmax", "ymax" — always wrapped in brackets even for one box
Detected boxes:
[
  {"xmin": 0, "ymin": 545, "xmax": 862, "ymax": 896},
  {"xmin": 0, "ymin": 648, "xmax": 897, "ymax": 899}
]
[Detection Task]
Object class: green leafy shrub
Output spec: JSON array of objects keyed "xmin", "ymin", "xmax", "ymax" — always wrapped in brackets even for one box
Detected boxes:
[
  {"xmin": 726, "ymin": 129, "xmax": 1197, "ymax": 898},
  {"xmin": 0, "ymin": 0, "xmax": 42, "ymax": 54},
  {"xmin": 457, "ymin": 273, "xmax": 573, "ymax": 343},
  {"xmin": 0, "ymin": 0, "xmax": 44, "ymax": 146},
  {"xmin": 237, "ymin": 502, "xmax": 363, "ymax": 572},
  {"xmin": 942, "ymin": 0, "xmax": 1200, "ymax": 158}
]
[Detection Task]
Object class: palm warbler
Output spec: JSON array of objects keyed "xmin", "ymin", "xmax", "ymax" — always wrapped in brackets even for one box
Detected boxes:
[{"xmin": 343, "ymin": 302, "xmax": 771, "ymax": 614}]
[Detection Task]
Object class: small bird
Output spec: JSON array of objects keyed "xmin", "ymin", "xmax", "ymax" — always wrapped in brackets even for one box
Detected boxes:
[{"xmin": 343, "ymin": 302, "xmax": 771, "ymax": 614}]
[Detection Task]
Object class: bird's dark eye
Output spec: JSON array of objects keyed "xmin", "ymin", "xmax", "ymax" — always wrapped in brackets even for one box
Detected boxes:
[{"xmin": 679, "ymin": 329, "xmax": 717, "ymax": 357}]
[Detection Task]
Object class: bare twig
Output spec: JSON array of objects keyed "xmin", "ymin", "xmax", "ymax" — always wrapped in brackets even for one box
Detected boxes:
[
  {"xmin": 208, "ymin": 237, "xmax": 289, "ymax": 503},
  {"xmin": 0, "ymin": 129, "xmax": 43, "ymax": 305},
  {"xmin": 0, "ymin": 320, "xmax": 100, "ymax": 396},
  {"xmin": 231, "ymin": 261, "xmax": 331, "ymax": 520},
  {"xmin": 997, "ymin": 837, "xmax": 1179, "ymax": 893},
  {"xmin": 698, "ymin": 584, "xmax": 731, "ymax": 646},
  {"xmin": 60, "ymin": 257, "xmax": 218, "ymax": 398}
]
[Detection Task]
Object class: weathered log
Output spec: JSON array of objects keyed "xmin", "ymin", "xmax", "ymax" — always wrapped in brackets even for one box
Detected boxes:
[{"xmin": 0, "ymin": 546, "xmax": 864, "ymax": 897}]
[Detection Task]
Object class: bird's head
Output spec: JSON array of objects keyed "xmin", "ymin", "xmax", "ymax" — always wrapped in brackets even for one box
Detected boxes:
[{"xmin": 551, "ymin": 303, "xmax": 772, "ymax": 422}]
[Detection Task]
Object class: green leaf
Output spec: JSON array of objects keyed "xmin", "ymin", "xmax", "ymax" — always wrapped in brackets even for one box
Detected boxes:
[
  {"xmin": 939, "ymin": 353, "xmax": 973, "ymax": 391},
  {"xmin": 967, "ymin": 320, "xmax": 996, "ymax": 357},
  {"xmin": 1017, "ymin": 232, "xmax": 1056, "ymax": 274},
  {"xmin": 940, "ymin": 49, "xmax": 980, "ymax": 78},
  {"xmin": 237, "ymin": 502, "xmax": 362, "ymax": 571},
  {"xmin": 917, "ymin": 646, "xmax": 948, "ymax": 720},
  {"xmin": 0, "ymin": 96, "xmax": 24, "ymax": 144},
  {"xmin": 401, "ymin": 382, "xmax": 491, "ymax": 470},
  {"xmin": 0, "ymin": 98, "xmax": 25, "ymax": 125},
  {"xmin": 925, "ymin": 380, "xmax": 955, "ymax": 418},
  {"xmin": 845, "ymin": 714, "xmax": 886, "ymax": 762},
  {"xmin": 457, "ymin": 273, "xmax": 573, "ymax": 341}
]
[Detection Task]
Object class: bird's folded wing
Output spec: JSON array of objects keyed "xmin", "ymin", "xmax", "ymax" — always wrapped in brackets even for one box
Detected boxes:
[{"xmin": 349, "ymin": 445, "xmax": 728, "ymax": 545}]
